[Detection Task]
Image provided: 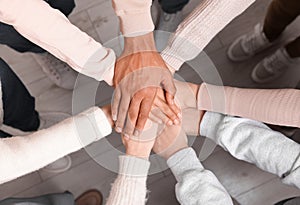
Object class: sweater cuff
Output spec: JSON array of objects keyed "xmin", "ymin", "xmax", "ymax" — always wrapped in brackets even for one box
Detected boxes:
[
  {"xmin": 76, "ymin": 107, "xmax": 112, "ymax": 145},
  {"xmin": 199, "ymin": 112, "xmax": 225, "ymax": 142},
  {"xmin": 167, "ymin": 148, "xmax": 204, "ymax": 181},
  {"xmin": 112, "ymin": 0, "xmax": 154, "ymax": 37},
  {"xmin": 160, "ymin": 48, "xmax": 185, "ymax": 71},
  {"xmin": 119, "ymin": 155, "xmax": 150, "ymax": 177},
  {"xmin": 83, "ymin": 47, "xmax": 116, "ymax": 85}
]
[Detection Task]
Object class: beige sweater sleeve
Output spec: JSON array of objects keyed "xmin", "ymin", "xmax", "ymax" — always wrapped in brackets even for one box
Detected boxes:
[
  {"xmin": 0, "ymin": 0, "xmax": 116, "ymax": 84},
  {"xmin": 197, "ymin": 83, "xmax": 300, "ymax": 128},
  {"xmin": 0, "ymin": 107, "xmax": 112, "ymax": 185},
  {"xmin": 112, "ymin": 0, "xmax": 154, "ymax": 37},
  {"xmin": 161, "ymin": 0, "xmax": 255, "ymax": 70}
]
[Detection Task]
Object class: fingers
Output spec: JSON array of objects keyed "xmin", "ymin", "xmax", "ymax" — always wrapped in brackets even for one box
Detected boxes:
[
  {"xmin": 115, "ymin": 95, "xmax": 131, "ymax": 133},
  {"xmin": 134, "ymin": 98, "xmax": 153, "ymax": 136},
  {"xmin": 123, "ymin": 96, "xmax": 143, "ymax": 137},
  {"xmin": 111, "ymin": 88, "xmax": 121, "ymax": 121},
  {"xmin": 161, "ymin": 74, "xmax": 176, "ymax": 101},
  {"xmin": 154, "ymin": 97, "xmax": 180, "ymax": 125},
  {"xmin": 151, "ymin": 108, "xmax": 172, "ymax": 125}
]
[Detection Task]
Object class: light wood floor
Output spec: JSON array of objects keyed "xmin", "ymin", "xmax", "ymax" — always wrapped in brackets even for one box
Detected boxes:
[{"xmin": 0, "ymin": 0, "xmax": 299, "ymax": 204}]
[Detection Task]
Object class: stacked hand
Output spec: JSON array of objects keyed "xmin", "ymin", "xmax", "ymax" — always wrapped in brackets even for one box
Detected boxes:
[{"xmin": 112, "ymin": 32, "xmax": 181, "ymax": 138}]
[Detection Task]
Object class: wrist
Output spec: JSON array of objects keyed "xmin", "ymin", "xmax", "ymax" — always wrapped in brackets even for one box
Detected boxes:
[
  {"xmin": 163, "ymin": 145, "xmax": 188, "ymax": 160},
  {"xmin": 126, "ymin": 145, "xmax": 151, "ymax": 160},
  {"xmin": 184, "ymin": 83, "xmax": 200, "ymax": 108},
  {"xmin": 123, "ymin": 32, "xmax": 157, "ymax": 53}
]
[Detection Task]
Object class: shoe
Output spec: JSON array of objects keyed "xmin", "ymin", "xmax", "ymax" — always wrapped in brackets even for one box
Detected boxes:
[
  {"xmin": 156, "ymin": 10, "xmax": 184, "ymax": 33},
  {"xmin": 39, "ymin": 111, "xmax": 71, "ymax": 129},
  {"xmin": 76, "ymin": 190, "xmax": 103, "ymax": 205},
  {"xmin": 227, "ymin": 23, "xmax": 273, "ymax": 62},
  {"xmin": 33, "ymin": 52, "xmax": 78, "ymax": 90},
  {"xmin": 274, "ymin": 197, "xmax": 300, "ymax": 205},
  {"xmin": 42, "ymin": 156, "xmax": 72, "ymax": 173},
  {"xmin": 251, "ymin": 48, "xmax": 300, "ymax": 83}
]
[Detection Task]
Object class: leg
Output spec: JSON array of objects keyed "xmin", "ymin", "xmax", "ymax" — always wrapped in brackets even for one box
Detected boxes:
[
  {"xmin": 285, "ymin": 36, "xmax": 300, "ymax": 58},
  {"xmin": 0, "ymin": 192, "xmax": 75, "ymax": 205},
  {"xmin": 0, "ymin": 0, "xmax": 75, "ymax": 53},
  {"xmin": 158, "ymin": 0, "xmax": 189, "ymax": 14},
  {"xmin": 0, "ymin": 58, "xmax": 39, "ymax": 137},
  {"xmin": 263, "ymin": 0, "xmax": 300, "ymax": 42}
]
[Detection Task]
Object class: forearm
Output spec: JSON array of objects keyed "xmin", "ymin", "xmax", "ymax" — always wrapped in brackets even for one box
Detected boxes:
[
  {"xmin": 197, "ymin": 83, "xmax": 300, "ymax": 128},
  {"xmin": 161, "ymin": 0, "xmax": 255, "ymax": 70},
  {"xmin": 106, "ymin": 155, "xmax": 150, "ymax": 205},
  {"xmin": 0, "ymin": 107, "xmax": 112, "ymax": 184},
  {"xmin": 0, "ymin": 0, "xmax": 115, "ymax": 84},
  {"xmin": 112, "ymin": 0, "xmax": 154, "ymax": 37},
  {"xmin": 167, "ymin": 148, "xmax": 233, "ymax": 205},
  {"xmin": 200, "ymin": 112, "xmax": 300, "ymax": 188}
]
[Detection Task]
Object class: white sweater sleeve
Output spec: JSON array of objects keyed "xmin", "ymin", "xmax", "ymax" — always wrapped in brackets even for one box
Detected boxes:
[
  {"xmin": 0, "ymin": 107, "xmax": 112, "ymax": 184},
  {"xmin": 0, "ymin": 0, "xmax": 116, "ymax": 84},
  {"xmin": 106, "ymin": 156, "xmax": 150, "ymax": 205},
  {"xmin": 167, "ymin": 148, "xmax": 233, "ymax": 205},
  {"xmin": 161, "ymin": 0, "xmax": 255, "ymax": 70},
  {"xmin": 200, "ymin": 112, "xmax": 300, "ymax": 189}
]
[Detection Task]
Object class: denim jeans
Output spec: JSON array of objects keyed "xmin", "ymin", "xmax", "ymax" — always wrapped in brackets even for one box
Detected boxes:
[
  {"xmin": 158, "ymin": 0, "xmax": 189, "ymax": 14},
  {"xmin": 0, "ymin": 0, "xmax": 75, "ymax": 53},
  {"xmin": 0, "ymin": 59, "xmax": 40, "ymax": 137},
  {"xmin": 0, "ymin": 192, "xmax": 75, "ymax": 205}
]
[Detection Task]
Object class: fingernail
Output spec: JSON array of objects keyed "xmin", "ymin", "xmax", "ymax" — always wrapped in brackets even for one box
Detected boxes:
[
  {"xmin": 177, "ymin": 113, "xmax": 182, "ymax": 119},
  {"xmin": 133, "ymin": 130, "xmax": 140, "ymax": 137},
  {"xmin": 174, "ymin": 119, "xmax": 179, "ymax": 125},
  {"xmin": 124, "ymin": 133, "xmax": 130, "ymax": 139},
  {"xmin": 167, "ymin": 120, "xmax": 173, "ymax": 126},
  {"xmin": 115, "ymin": 126, "xmax": 122, "ymax": 133},
  {"xmin": 112, "ymin": 114, "xmax": 117, "ymax": 121}
]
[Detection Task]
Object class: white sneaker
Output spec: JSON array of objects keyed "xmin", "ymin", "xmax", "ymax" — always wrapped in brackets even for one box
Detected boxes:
[
  {"xmin": 33, "ymin": 53, "xmax": 78, "ymax": 90},
  {"xmin": 227, "ymin": 23, "xmax": 273, "ymax": 62},
  {"xmin": 156, "ymin": 10, "xmax": 183, "ymax": 32},
  {"xmin": 42, "ymin": 156, "xmax": 72, "ymax": 173},
  {"xmin": 39, "ymin": 111, "xmax": 71, "ymax": 129},
  {"xmin": 251, "ymin": 48, "xmax": 300, "ymax": 83}
]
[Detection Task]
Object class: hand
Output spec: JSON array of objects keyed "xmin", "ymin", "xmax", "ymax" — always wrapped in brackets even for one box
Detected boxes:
[
  {"xmin": 153, "ymin": 123, "xmax": 188, "ymax": 160},
  {"xmin": 150, "ymin": 80, "xmax": 199, "ymax": 125},
  {"xmin": 122, "ymin": 119, "xmax": 158, "ymax": 159},
  {"xmin": 112, "ymin": 32, "xmax": 180, "ymax": 137}
]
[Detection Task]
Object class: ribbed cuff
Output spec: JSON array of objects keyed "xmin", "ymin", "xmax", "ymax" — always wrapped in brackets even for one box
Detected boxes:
[
  {"xmin": 119, "ymin": 155, "xmax": 150, "ymax": 177},
  {"xmin": 113, "ymin": 0, "xmax": 154, "ymax": 37},
  {"xmin": 167, "ymin": 148, "xmax": 204, "ymax": 181},
  {"xmin": 83, "ymin": 47, "xmax": 116, "ymax": 84},
  {"xmin": 161, "ymin": 47, "xmax": 185, "ymax": 71},
  {"xmin": 199, "ymin": 112, "xmax": 224, "ymax": 142}
]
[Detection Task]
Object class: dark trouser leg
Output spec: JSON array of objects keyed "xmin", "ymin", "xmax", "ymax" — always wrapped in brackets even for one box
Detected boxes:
[
  {"xmin": 0, "ymin": 0, "xmax": 75, "ymax": 53},
  {"xmin": 158, "ymin": 0, "xmax": 189, "ymax": 13},
  {"xmin": 0, "ymin": 192, "xmax": 75, "ymax": 205},
  {"xmin": 285, "ymin": 36, "xmax": 300, "ymax": 58},
  {"xmin": 263, "ymin": 0, "xmax": 300, "ymax": 42},
  {"xmin": 0, "ymin": 58, "xmax": 39, "ymax": 138}
]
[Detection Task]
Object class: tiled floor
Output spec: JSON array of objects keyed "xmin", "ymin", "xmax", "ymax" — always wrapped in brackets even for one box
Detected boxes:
[{"xmin": 0, "ymin": 0, "xmax": 300, "ymax": 204}]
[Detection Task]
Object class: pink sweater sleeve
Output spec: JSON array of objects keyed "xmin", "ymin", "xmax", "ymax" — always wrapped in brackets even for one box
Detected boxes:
[
  {"xmin": 197, "ymin": 83, "xmax": 300, "ymax": 128},
  {"xmin": 0, "ymin": 0, "xmax": 116, "ymax": 84},
  {"xmin": 112, "ymin": 0, "xmax": 154, "ymax": 37}
]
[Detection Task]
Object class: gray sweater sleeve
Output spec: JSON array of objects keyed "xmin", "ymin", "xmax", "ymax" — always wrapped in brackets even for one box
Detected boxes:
[
  {"xmin": 200, "ymin": 112, "xmax": 300, "ymax": 189},
  {"xmin": 167, "ymin": 148, "xmax": 233, "ymax": 205}
]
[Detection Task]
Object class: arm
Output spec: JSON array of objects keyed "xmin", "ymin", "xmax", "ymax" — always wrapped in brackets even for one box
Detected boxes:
[
  {"xmin": 160, "ymin": 0, "xmax": 255, "ymax": 71},
  {"xmin": 110, "ymin": 0, "xmax": 180, "ymax": 137},
  {"xmin": 0, "ymin": 0, "xmax": 115, "ymax": 84},
  {"xmin": 153, "ymin": 123, "xmax": 233, "ymax": 205},
  {"xmin": 197, "ymin": 83, "xmax": 300, "ymax": 128},
  {"xmin": 0, "ymin": 106, "xmax": 112, "ymax": 184},
  {"xmin": 199, "ymin": 112, "xmax": 300, "ymax": 188},
  {"xmin": 167, "ymin": 148, "xmax": 233, "ymax": 205}
]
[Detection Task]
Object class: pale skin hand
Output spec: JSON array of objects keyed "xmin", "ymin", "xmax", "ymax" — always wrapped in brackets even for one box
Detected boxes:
[
  {"xmin": 150, "ymin": 80, "xmax": 199, "ymax": 125},
  {"xmin": 112, "ymin": 32, "xmax": 180, "ymax": 138}
]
